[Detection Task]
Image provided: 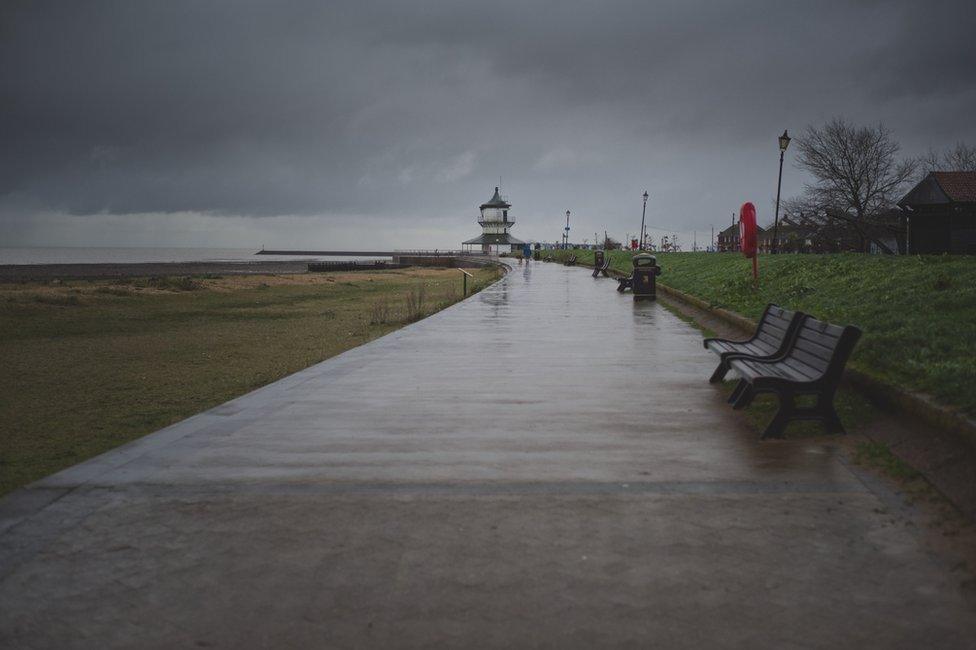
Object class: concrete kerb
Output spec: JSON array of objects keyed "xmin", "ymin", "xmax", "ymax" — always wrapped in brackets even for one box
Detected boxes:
[
  {"xmin": 566, "ymin": 252, "xmax": 976, "ymax": 451},
  {"xmin": 655, "ymin": 283, "xmax": 976, "ymax": 451}
]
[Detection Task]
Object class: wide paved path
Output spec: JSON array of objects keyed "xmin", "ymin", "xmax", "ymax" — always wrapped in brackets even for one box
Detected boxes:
[{"xmin": 1, "ymin": 261, "xmax": 974, "ymax": 648}]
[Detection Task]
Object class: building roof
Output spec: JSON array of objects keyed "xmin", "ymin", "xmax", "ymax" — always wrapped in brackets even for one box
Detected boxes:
[
  {"xmin": 719, "ymin": 223, "xmax": 766, "ymax": 238},
  {"xmin": 899, "ymin": 171, "xmax": 976, "ymax": 207},
  {"xmin": 479, "ymin": 187, "xmax": 511, "ymax": 210},
  {"xmin": 758, "ymin": 223, "xmax": 806, "ymax": 240},
  {"xmin": 462, "ymin": 233, "xmax": 525, "ymax": 246},
  {"xmin": 933, "ymin": 172, "xmax": 976, "ymax": 202}
]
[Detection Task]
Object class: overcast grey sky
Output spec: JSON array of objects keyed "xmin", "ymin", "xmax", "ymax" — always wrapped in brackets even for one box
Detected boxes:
[{"xmin": 2, "ymin": 0, "xmax": 975, "ymax": 250}]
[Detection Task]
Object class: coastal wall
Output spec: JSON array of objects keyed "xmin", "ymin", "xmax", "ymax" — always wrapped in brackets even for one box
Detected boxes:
[{"xmin": 393, "ymin": 255, "xmax": 489, "ymax": 269}]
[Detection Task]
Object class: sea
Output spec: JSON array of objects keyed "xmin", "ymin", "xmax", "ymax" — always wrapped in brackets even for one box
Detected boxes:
[{"xmin": 0, "ymin": 247, "xmax": 391, "ymax": 265}]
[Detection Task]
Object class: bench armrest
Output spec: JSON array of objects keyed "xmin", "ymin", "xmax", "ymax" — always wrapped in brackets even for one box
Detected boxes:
[
  {"xmin": 702, "ymin": 334, "xmax": 757, "ymax": 349},
  {"xmin": 726, "ymin": 352, "xmax": 802, "ymax": 370},
  {"xmin": 723, "ymin": 351, "xmax": 781, "ymax": 364}
]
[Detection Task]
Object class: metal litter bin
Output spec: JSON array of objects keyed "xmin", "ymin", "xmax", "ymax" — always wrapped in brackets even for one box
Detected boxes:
[{"xmin": 631, "ymin": 254, "xmax": 661, "ymax": 300}]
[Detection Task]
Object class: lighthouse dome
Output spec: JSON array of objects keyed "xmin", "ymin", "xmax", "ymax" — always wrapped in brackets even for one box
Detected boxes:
[{"xmin": 479, "ymin": 187, "xmax": 511, "ymax": 210}]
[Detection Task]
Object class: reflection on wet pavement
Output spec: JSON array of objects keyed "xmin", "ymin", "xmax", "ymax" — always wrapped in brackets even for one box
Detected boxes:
[{"xmin": 1, "ymin": 259, "xmax": 973, "ymax": 648}]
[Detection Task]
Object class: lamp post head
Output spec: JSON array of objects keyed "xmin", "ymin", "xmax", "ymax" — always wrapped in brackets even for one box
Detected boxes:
[
  {"xmin": 643, "ymin": 191, "xmax": 649, "ymax": 202},
  {"xmin": 779, "ymin": 129, "xmax": 791, "ymax": 152}
]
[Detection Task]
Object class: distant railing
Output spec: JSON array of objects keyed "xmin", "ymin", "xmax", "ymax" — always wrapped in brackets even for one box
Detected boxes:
[
  {"xmin": 394, "ymin": 249, "xmax": 492, "ymax": 257},
  {"xmin": 307, "ymin": 260, "xmax": 406, "ymax": 272}
]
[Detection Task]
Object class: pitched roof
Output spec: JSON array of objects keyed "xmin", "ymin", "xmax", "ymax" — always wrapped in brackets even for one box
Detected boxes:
[
  {"xmin": 462, "ymin": 233, "xmax": 524, "ymax": 245},
  {"xmin": 933, "ymin": 172, "xmax": 976, "ymax": 202},
  {"xmin": 479, "ymin": 187, "xmax": 511, "ymax": 209},
  {"xmin": 759, "ymin": 223, "xmax": 807, "ymax": 239},
  {"xmin": 899, "ymin": 171, "xmax": 976, "ymax": 207},
  {"xmin": 719, "ymin": 222, "xmax": 766, "ymax": 237}
]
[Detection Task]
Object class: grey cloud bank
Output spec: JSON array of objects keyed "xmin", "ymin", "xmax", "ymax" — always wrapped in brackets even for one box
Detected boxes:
[{"xmin": 2, "ymin": 0, "xmax": 975, "ymax": 248}]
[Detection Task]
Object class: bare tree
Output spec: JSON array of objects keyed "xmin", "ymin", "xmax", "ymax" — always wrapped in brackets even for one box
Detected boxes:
[
  {"xmin": 794, "ymin": 118, "xmax": 916, "ymax": 252},
  {"xmin": 781, "ymin": 195, "xmax": 906, "ymax": 254},
  {"xmin": 919, "ymin": 141, "xmax": 976, "ymax": 175}
]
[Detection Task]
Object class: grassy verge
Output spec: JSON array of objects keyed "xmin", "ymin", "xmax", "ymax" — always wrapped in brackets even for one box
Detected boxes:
[
  {"xmin": 853, "ymin": 441, "xmax": 921, "ymax": 481},
  {"xmin": 542, "ymin": 249, "xmax": 976, "ymax": 417},
  {"xmin": 0, "ymin": 266, "xmax": 501, "ymax": 495},
  {"xmin": 660, "ymin": 297, "xmax": 878, "ymax": 438}
]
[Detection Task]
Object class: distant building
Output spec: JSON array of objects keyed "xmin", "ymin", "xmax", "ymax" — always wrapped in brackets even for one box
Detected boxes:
[
  {"xmin": 462, "ymin": 187, "xmax": 524, "ymax": 255},
  {"xmin": 758, "ymin": 219, "xmax": 811, "ymax": 254},
  {"xmin": 898, "ymin": 172, "xmax": 976, "ymax": 254},
  {"xmin": 717, "ymin": 219, "xmax": 764, "ymax": 252}
]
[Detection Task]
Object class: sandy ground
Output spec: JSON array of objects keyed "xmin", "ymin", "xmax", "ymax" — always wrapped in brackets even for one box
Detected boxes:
[{"xmin": 0, "ymin": 266, "xmax": 472, "ymax": 307}]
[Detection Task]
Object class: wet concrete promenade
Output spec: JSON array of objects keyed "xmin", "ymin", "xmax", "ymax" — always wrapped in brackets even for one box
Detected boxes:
[{"xmin": 1, "ymin": 260, "xmax": 974, "ymax": 648}]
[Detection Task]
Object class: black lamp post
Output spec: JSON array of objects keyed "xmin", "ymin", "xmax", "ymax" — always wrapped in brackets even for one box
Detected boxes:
[
  {"xmin": 772, "ymin": 129, "xmax": 791, "ymax": 254},
  {"xmin": 640, "ymin": 191, "xmax": 649, "ymax": 250},
  {"xmin": 563, "ymin": 210, "xmax": 571, "ymax": 249}
]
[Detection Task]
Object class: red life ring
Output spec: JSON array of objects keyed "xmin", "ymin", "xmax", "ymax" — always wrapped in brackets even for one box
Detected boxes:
[{"xmin": 739, "ymin": 202, "xmax": 757, "ymax": 259}]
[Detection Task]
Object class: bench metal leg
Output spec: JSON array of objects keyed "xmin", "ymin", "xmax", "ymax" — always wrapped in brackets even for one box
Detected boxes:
[
  {"xmin": 762, "ymin": 392, "xmax": 795, "ymax": 439},
  {"xmin": 822, "ymin": 403, "xmax": 846, "ymax": 435},
  {"xmin": 726, "ymin": 379, "xmax": 747, "ymax": 403},
  {"xmin": 731, "ymin": 384, "xmax": 755, "ymax": 410},
  {"xmin": 709, "ymin": 360, "xmax": 729, "ymax": 384}
]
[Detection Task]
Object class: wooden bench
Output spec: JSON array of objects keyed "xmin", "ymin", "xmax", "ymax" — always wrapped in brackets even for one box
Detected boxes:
[
  {"xmin": 727, "ymin": 315, "xmax": 862, "ymax": 439},
  {"xmin": 703, "ymin": 304, "xmax": 803, "ymax": 383},
  {"xmin": 591, "ymin": 259, "xmax": 611, "ymax": 278}
]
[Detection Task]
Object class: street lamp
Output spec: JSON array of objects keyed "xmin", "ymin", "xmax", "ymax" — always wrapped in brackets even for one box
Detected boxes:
[
  {"xmin": 563, "ymin": 210, "xmax": 571, "ymax": 249},
  {"xmin": 772, "ymin": 129, "xmax": 791, "ymax": 254},
  {"xmin": 640, "ymin": 191, "xmax": 649, "ymax": 250}
]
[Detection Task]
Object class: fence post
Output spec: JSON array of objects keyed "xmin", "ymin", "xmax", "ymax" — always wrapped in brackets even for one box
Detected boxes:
[{"xmin": 459, "ymin": 268, "xmax": 473, "ymax": 297}]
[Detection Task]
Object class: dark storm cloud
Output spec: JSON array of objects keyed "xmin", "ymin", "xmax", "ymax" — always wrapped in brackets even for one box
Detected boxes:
[{"xmin": 2, "ymin": 0, "xmax": 975, "ymax": 245}]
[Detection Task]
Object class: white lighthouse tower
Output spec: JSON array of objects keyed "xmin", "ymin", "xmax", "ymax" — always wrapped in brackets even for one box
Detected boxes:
[{"xmin": 462, "ymin": 187, "xmax": 524, "ymax": 255}]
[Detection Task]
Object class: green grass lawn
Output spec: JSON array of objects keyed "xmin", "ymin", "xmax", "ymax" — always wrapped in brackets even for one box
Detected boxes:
[
  {"xmin": 0, "ymin": 267, "xmax": 501, "ymax": 495},
  {"xmin": 544, "ymin": 249, "xmax": 976, "ymax": 416}
]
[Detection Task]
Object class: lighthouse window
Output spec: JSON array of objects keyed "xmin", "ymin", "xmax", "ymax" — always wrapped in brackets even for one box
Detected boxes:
[{"xmin": 503, "ymin": 210, "xmax": 508, "ymax": 221}]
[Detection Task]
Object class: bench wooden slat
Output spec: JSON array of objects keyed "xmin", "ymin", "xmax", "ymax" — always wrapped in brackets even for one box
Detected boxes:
[
  {"xmin": 725, "ymin": 313, "xmax": 862, "ymax": 439},
  {"xmin": 733, "ymin": 358, "xmax": 809, "ymax": 382},
  {"xmin": 793, "ymin": 334, "xmax": 834, "ymax": 356},
  {"xmin": 703, "ymin": 304, "xmax": 805, "ymax": 384},
  {"xmin": 706, "ymin": 334, "xmax": 776, "ymax": 354},
  {"xmin": 800, "ymin": 319, "xmax": 846, "ymax": 339},
  {"xmin": 796, "ymin": 327, "xmax": 843, "ymax": 349},
  {"xmin": 783, "ymin": 351, "xmax": 828, "ymax": 377}
]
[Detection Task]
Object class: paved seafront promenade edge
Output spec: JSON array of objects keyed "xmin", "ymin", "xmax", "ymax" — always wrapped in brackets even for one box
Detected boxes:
[{"xmin": 1, "ymin": 260, "xmax": 974, "ymax": 649}]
